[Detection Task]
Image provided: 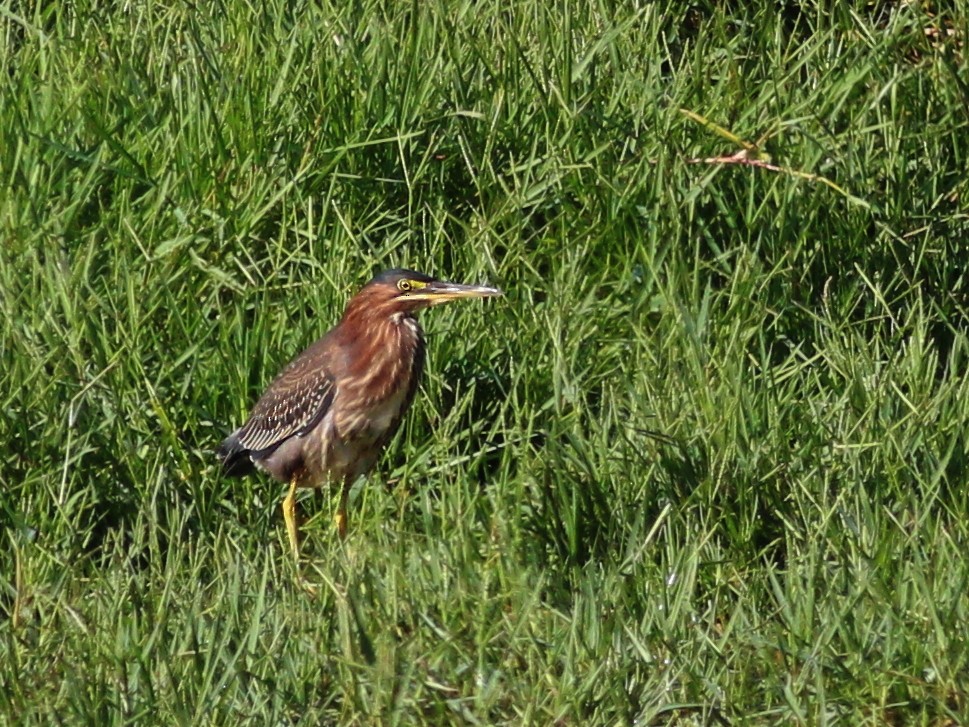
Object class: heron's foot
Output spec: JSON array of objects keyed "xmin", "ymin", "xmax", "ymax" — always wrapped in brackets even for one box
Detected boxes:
[
  {"xmin": 334, "ymin": 488, "xmax": 350, "ymax": 539},
  {"xmin": 334, "ymin": 506, "xmax": 348, "ymax": 539},
  {"xmin": 282, "ymin": 477, "xmax": 301, "ymax": 563},
  {"xmin": 296, "ymin": 576, "xmax": 318, "ymax": 597}
]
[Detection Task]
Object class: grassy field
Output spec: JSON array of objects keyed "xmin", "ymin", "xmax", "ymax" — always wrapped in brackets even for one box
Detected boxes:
[{"xmin": 2, "ymin": 1, "xmax": 968, "ymax": 723}]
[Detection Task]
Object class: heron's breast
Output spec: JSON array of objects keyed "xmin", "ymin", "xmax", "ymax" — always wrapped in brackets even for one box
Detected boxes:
[
  {"xmin": 333, "ymin": 375, "xmax": 411, "ymax": 442},
  {"xmin": 334, "ymin": 320, "xmax": 420, "ymax": 441},
  {"xmin": 368, "ymin": 383, "xmax": 411, "ymax": 432}
]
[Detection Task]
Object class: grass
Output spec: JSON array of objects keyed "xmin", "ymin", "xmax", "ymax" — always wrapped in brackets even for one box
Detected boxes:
[{"xmin": 2, "ymin": 0, "xmax": 968, "ymax": 723}]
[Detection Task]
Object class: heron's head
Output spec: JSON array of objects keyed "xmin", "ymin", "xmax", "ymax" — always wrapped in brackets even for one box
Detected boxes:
[{"xmin": 348, "ymin": 268, "xmax": 503, "ymax": 317}]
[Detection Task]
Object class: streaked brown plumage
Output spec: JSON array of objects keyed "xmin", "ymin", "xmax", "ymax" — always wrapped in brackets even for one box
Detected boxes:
[{"xmin": 217, "ymin": 268, "xmax": 502, "ymax": 560}]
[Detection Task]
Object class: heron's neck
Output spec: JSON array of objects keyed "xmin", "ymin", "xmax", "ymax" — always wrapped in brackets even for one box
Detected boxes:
[{"xmin": 390, "ymin": 312, "xmax": 423, "ymax": 361}]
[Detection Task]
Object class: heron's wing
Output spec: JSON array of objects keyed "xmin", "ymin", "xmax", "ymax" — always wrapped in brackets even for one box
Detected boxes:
[{"xmin": 234, "ymin": 338, "xmax": 337, "ymax": 455}]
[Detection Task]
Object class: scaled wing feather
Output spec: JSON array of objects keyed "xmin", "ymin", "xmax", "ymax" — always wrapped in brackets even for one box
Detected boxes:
[{"xmin": 235, "ymin": 348, "xmax": 337, "ymax": 456}]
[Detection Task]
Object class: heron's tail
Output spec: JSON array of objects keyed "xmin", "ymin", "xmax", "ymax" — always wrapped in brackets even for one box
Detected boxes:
[{"xmin": 216, "ymin": 431, "xmax": 256, "ymax": 477}]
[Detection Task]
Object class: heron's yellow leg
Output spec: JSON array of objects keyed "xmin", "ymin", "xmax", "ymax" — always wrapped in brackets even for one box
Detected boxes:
[
  {"xmin": 334, "ymin": 487, "xmax": 350, "ymax": 539},
  {"xmin": 282, "ymin": 476, "xmax": 300, "ymax": 562}
]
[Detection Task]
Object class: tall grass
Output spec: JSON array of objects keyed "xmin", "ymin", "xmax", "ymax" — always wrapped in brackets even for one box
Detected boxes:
[{"xmin": 2, "ymin": 1, "xmax": 968, "ymax": 723}]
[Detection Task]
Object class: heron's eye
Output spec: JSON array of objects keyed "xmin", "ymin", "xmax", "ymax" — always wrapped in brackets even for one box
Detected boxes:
[{"xmin": 397, "ymin": 279, "xmax": 412, "ymax": 292}]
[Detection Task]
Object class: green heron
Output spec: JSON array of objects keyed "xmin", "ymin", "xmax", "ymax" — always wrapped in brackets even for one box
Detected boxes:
[{"xmin": 217, "ymin": 269, "xmax": 502, "ymax": 561}]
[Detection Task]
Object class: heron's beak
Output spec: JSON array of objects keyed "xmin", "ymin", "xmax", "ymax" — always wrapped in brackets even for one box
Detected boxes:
[{"xmin": 412, "ymin": 281, "xmax": 504, "ymax": 305}]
